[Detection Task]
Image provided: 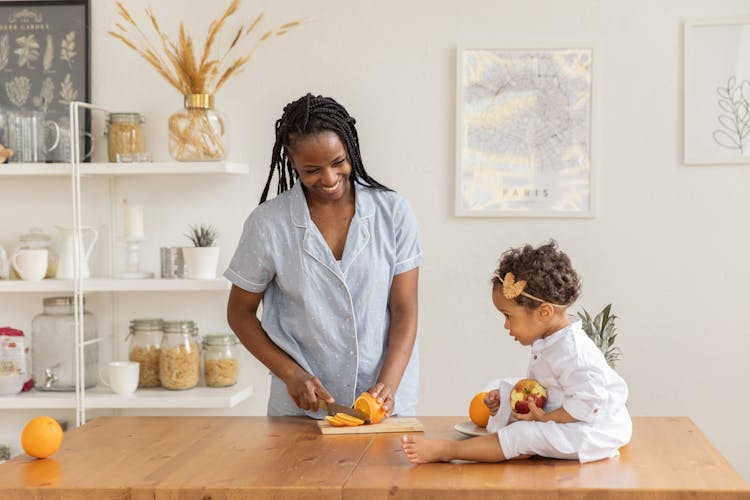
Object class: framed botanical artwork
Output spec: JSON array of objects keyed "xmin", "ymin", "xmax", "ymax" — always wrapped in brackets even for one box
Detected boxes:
[
  {"xmin": 455, "ymin": 47, "xmax": 595, "ymax": 217},
  {"xmin": 684, "ymin": 19, "xmax": 750, "ymax": 165},
  {"xmin": 0, "ymin": 0, "xmax": 90, "ymax": 161}
]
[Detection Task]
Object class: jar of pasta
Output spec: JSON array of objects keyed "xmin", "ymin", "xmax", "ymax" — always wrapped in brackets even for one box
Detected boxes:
[
  {"xmin": 105, "ymin": 112, "xmax": 145, "ymax": 162},
  {"xmin": 202, "ymin": 333, "xmax": 239, "ymax": 387},
  {"xmin": 159, "ymin": 320, "xmax": 199, "ymax": 390},
  {"xmin": 128, "ymin": 318, "xmax": 163, "ymax": 388}
]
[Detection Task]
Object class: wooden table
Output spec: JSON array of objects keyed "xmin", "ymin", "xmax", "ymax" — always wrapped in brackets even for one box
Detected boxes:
[{"xmin": 0, "ymin": 416, "xmax": 747, "ymax": 499}]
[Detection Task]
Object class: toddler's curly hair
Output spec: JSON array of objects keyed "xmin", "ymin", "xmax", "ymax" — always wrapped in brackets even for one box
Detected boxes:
[{"xmin": 492, "ymin": 240, "xmax": 581, "ymax": 309}]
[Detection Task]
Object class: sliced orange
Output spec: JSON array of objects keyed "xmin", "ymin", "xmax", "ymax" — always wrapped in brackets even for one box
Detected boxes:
[
  {"xmin": 325, "ymin": 415, "xmax": 346, "ymax": 427},
  {"xmin": 334, "ymin": 412, "xmax": 364, "ymax": 426},
  {"xmin": 354, "ymin": 392, "xmax": 386, "ymax": 424}
]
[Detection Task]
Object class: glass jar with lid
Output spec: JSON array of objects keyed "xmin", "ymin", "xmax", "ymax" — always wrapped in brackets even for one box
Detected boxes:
[
  {"xmin": 31, "ymin": 296, "xmax": 98, "ymax": 391},
  {"xmin": 159, "ymin": 320, "xmax": 200, "ymax": 390},
  {"xmin": 202, "ymin": 333, "xmax": 239, "ymax": 387},
  {"xmin": 128, "ymin": 318, "xmax": 163, "ymax": 388},
  {"xmin": 105, "ymin": 112, "xmax": 145, "ymax": 162}
]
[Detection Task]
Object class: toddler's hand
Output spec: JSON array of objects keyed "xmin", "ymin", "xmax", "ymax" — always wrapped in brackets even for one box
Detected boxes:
[
  {"xmin": 513, "ymin": 399, "xmax": 546, "ymax": 422},
  {"xmin": 484, "ymin": 389, "xmax": 500, "ymax": 416}
]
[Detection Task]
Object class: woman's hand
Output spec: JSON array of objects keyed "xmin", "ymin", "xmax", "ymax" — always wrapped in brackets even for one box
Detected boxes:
[
  {"xmin": 368, "ymin": 382, "xmax": 395, "ymax": 416},
  {"xmin": 286, "ymin": 372, "xmax": 333, "ymax": 411},
  {"xmin": 512, "ymin": 399, "xmax": 547, "ymax": 421},
  {"xmin": 484, "ymin": 389, "xmax": 501, "ymax": 416}
]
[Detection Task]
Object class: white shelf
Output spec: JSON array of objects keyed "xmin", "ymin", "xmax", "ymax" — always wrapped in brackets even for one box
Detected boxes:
[
  {"xmin": 0, "ymin": 277, "xmax": 230, "ymax": 293},
  {"xmin": 0, "ymin": 383, "xmax": 253, "ymax": 409},
  {"xmin": 0, "ymin": 161, "xmax": 250, "ymax": 176}
]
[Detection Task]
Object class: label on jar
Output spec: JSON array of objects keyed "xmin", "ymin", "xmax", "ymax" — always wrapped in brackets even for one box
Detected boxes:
[{"xmin": 0, "ymin": 331, "xmax": 28, "ymax": 379}]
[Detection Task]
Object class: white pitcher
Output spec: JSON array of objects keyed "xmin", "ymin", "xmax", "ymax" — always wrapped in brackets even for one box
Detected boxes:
[{"xmin": 55, "ymin": 226, "xmax": 98, "ymax": 279}]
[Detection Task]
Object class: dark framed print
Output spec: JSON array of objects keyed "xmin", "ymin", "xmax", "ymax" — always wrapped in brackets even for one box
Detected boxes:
[{"xmin": 0, "ymin": 0, "xmax": 90, "ymax": 162}]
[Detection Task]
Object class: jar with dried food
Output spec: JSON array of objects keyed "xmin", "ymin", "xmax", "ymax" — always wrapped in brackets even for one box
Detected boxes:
[
  {"xmin": 128, "ymin": 318, "xmax": 163, "ymax": 388},
  {"xmin": 105, "ymin": 112, "xmax": 145, "ymax": 162},
  {"xmin": 202, "ymin": 333, "xmax": 239, "ymax": 387},
  {"xmin": 159, "ymin": 320, "xmax": 199, "ymax": 390}
]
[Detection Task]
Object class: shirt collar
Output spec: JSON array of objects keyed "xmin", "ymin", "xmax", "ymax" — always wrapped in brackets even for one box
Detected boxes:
[
  {"xmin": 290, "ymin": 180, "xmax": 376, "ymax": 227},
  {"xmin": 531, "ymin": 319, "xmax": 582, "ymax": 353}
]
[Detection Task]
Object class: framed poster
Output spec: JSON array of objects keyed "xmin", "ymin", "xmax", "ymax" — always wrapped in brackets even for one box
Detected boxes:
[
  {"xmin": 684, "ymin": 20, "xmax": 750, "ymax": 165},
  {"xmin": 455, "ymin": 47, "xmax": 594, "ymax": 217},
  {"xmin": 0, "ymin": 0, "xmax": 90, "ymax": 161}
]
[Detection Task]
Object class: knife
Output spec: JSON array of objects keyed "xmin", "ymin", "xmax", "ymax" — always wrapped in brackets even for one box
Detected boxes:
[{"xmin": 317, "ymin": 398, "xmax": 371, "ymax": 424}]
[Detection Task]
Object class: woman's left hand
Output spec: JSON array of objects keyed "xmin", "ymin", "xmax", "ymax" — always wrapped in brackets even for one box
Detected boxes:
[
  {"xmin": 367, "ymin": 382, "xmax": 395, "ymax": 416},
  {"xmin": 512, "ymin": 399, "xmax": 547, "ymax": 422}
]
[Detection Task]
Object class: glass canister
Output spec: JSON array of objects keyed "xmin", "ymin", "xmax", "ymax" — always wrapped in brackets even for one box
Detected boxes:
[
  {"xmin": 105, "ymin": 112, "xmax": 145, "ymax": 162},
  {"xmin": 31, "ymin": 296, "xmax": 98, "ymax": 391},
  {"xmin": 159, "ymin": 320, "xmax": 200, "ymax": 390},
  {"xmin": 128, "ymin": 318, "xmax": 163, "ymax": 388},
  {"xmin": 202, "ymin": 333, "xmax": 239, "ymax": 387}
]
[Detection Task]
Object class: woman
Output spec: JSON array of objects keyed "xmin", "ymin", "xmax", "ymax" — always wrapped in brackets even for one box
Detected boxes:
[{"xmin": 225, "ymin": 94, "xmax": 423, "ymax": 417}]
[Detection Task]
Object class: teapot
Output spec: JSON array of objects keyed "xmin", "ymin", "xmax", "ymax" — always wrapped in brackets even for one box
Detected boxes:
[{"xmin": 55, "ymin": 226, "xmax": 98, "ymax": 279}]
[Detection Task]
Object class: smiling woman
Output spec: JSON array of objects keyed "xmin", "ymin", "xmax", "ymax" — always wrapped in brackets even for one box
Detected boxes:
[{"xmin": 224, "ymin": 94, "xmax": 424, "ymax": 420}]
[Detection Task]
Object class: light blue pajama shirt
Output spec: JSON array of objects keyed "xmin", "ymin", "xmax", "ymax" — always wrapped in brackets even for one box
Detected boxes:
[{"xmin": 224, "ymin": 181, "xmax": 423, "ymax": 417}]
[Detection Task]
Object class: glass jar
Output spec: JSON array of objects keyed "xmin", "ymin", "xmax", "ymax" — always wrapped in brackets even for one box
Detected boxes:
[
  {"xmin": 202, "ymin": 333, "xmax": 239, "ymax": 387},
  {"xmin": 159, "ymin": 320, "xmax": 200, "ymax": 390},
  {"xmin": 128, "ymin": 318, "xmax": 163, "ymax": 388},
  {"xmin": 168, "ymin": 94, "xmax": 227, "ymax": 161},
  {"xmin": 31, "ymin": 296, "xmax": 98, "ymax": 391},
  {"xmin": 105, "ymin": 112, "xmax": 145, "ymax": 162}
]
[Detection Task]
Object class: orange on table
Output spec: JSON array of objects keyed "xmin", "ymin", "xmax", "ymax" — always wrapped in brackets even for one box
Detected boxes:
[
  {"xmin": 21, "ymin": 416, "xmax": 63, "ymax": 459},
  {"xmin": 354, "ymin": 392, "xmax": 386, "ymax": 424},
  {"xmin": 469, "ymin": 391, "xmax": 490, "ymax": 427}
]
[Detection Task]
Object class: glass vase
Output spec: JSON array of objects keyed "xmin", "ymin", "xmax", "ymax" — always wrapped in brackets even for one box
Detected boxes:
[{"xmin": 168, "ymin": 94, "xmax": 228, "ymax": 161}]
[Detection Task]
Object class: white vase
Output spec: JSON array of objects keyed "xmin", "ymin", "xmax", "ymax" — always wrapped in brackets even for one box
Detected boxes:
[{"xmin": 181, "ymin": 246, "xmax": 220, "ymax": 279}]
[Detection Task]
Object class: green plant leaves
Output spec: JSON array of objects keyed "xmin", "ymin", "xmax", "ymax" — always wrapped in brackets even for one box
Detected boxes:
[{"xmin": 578, "ymin": 303, "xmax": 622, "ymax": 369}]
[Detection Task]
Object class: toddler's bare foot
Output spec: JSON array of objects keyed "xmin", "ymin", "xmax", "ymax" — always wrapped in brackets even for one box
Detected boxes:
[{"xmin": 400, "ymin": 434, "xmax": 451, "ymax": 464}]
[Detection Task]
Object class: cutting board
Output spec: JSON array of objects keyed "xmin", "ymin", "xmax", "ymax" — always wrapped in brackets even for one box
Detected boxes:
[{"xmin": 317, "ymin": 417, "xmax": 424, "ymax": 435}]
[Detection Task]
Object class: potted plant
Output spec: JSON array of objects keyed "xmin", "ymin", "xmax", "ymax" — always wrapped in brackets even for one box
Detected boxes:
[
  {"xmin": 181, "ymin": 224, "xmax": 220, "ymax": 279},
  {"xmin": 578, "ymin": 304, "xmax": 622, "ymax": 369}
]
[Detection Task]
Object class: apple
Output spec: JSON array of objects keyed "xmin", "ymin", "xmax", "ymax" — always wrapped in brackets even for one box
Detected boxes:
[{"xmin": 510, "ymin": 378, "xmax": 548, "ymax": 414}]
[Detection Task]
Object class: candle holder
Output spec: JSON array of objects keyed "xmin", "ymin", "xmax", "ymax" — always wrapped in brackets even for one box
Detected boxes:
[{"xmin": 114, "ymin": 237, "xmax": 154, "ymax": 279}]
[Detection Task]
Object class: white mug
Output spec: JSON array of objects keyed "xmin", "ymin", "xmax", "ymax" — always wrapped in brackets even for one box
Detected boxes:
[
  {"xmin": 11, "ymin": 248, "xmax": 48, "ymax": 281},
  {"xmin": 100, "ymin": 361, "xmax": 139, "ymax": 395}
]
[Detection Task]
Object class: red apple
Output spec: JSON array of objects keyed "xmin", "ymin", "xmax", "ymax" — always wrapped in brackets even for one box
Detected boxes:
[{"xmin": 510, "ymin": 378, "xmax": 548, "ymax": 414}]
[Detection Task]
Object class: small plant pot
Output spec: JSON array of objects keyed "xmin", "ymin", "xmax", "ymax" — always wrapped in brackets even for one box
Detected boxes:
[{"xmin": 181, "ymin": 246, "xmax": 220, "ymax": 279}]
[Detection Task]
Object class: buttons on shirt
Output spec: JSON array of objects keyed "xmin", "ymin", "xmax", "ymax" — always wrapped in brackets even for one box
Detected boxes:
[{"xmin": 533, "ymin": 355, "xmax": 538, "ymax": 360}]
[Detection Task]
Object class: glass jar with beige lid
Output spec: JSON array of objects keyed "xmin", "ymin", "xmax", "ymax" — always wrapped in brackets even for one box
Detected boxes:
[
  {"xmin": 159, "ymin": 320, "xmax": 200, "ymax": 390},
  {"xmin": 202, "ymin": 333, "xmax": 239, "ymax": 387},
  {"xmin": 127, "ymin": 318, "xmax": 163, "ymax": 388},
  {"xmin": 105, "ymin": 112, "xmax": 145, "ymax": 162}
]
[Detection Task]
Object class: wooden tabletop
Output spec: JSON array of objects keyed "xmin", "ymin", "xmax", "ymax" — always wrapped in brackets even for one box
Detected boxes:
[{"xmin": 0, "ymin": 416, "xmax": 747, "ymax": 499}]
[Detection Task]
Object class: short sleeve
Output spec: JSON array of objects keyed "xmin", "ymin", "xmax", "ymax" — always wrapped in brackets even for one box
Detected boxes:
[
  {"xmin": 223, "ymin": 210, "xmax": 276, "ymax": 293},
  {"xmin": 393, "ymin": 196, "xmax": 423, "ymax": 275}
]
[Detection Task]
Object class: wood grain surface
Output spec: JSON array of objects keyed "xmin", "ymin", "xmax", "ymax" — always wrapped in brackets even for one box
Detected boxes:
[
  {"xmin": 317, "ymin": 417, "xmax": 424, "ymax": 434},
  {"xmin": 0, "ymin": 416, "xmax": 747, "ymax": 499}
]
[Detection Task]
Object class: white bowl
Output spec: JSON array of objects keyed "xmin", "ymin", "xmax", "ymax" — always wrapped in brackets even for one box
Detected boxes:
[{"xmin": 0, "ymin": 373, "xmax": 25, "ymax": 395}]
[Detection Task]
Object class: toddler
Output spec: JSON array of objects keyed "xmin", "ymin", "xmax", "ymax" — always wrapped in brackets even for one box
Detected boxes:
[{"xmin": 401, "ymin": 241, "xmax": 631, "ymax": 463}]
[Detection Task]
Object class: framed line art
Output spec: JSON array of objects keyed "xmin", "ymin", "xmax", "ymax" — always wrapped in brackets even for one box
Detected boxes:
[
  {"xmin": 455, "ymin": 47, "xmax": 594, "ymax": 218},
  {"xmin": 0, "ymin": 0, "xmax": 90, "ymax": 162},
  {"xmin": 684, "ymin": 19, "xmax": 750, "ymax": 165}
]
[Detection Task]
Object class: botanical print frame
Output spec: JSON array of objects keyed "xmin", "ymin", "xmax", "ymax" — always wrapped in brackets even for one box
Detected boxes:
[
  {"xmin": 684, "ymin": 20, "xmax": 750, "ymax": 165},
  {"xmin": 455, "ymin": 47, "xmax": 594, "ymax": 217},
  {"xmin": 0, "ymin": 0, "xmax": 90, "ymax": 161}
]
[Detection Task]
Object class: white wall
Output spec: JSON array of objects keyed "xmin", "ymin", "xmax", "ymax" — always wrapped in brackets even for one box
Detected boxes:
[{"xmin": 3, "ymin": 0, "xmax": 750, "ymax": 482}]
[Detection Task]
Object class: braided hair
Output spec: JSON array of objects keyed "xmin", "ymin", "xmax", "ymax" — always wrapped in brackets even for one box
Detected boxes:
[{"xmin": 260, "ymin": 93, "xmax": 390, "ymax": 203}]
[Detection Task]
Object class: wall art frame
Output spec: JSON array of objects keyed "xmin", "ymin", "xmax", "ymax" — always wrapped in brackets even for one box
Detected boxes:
[
  {"xmin": 0, "ymin": 0, "xmax": 90, "ymax": 162},
  {"xmin": 455, "ymin": 46, "xmax": 595, "ymax": 218},
  {"xmin": 684, "ymin": 19, "xmax": 750, "ymax": 165}
]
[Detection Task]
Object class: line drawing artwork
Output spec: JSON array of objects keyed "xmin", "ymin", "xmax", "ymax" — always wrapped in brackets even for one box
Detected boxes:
[
  {"xmin": 60, "ymin": 31, "xmax": 76, "ymax": 69},
  {"xmin": 42, "ymin": 33, "xmax": 54, "ymax": 73},
  {"xmin": 14, "ymin": 34, "xmax": 40, "ymax": 69},
  {"xmin": 456, "ymin": 48, "xmax": 593, "ymax": 217},
  {"xmin": 713, "ymin": 76, "xmax": 750, "ymax": 153},
  {"xmin": 0, "ymin": 35, "xmax": 9, "ymax": 71},
  {"xmin": 5, "ymin": 76, "xmax": 31, "ymax": 107}
]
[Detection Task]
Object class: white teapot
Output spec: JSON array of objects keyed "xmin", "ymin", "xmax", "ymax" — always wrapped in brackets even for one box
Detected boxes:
[{"xmin": 55, "ymin": 226, "xmax": 98, "ymax": 279}]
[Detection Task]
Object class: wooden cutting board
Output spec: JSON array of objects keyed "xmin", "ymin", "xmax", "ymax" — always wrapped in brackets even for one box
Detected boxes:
[{"xmin": 317, "ymin": 417, "xmax": 424, "ymax": 434}]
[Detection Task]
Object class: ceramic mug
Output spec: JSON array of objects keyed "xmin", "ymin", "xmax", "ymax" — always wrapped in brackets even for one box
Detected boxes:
[
  {"xmin": 100, "ymin": 361, "xmax": 139, "ymax": 395},
  {"xmin": 11, "ymin": 248, "xmax": 48, "ymax": 281}
]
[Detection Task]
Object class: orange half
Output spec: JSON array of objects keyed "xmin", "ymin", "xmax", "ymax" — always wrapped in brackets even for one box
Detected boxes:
[{"xmin": 354, "ymin": 392, "xmax": 386, "ymax": 424}]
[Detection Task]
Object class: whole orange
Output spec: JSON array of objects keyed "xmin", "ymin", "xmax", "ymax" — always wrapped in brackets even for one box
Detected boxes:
[
  {"xmin": 354, "ymin": 392, "xmax": 387, "ymax": 424},
  {"xmin": 21, "ymin": 416, "xmax": 63, "ymax": 459},
  {"xmin": 469, "ymin": 392, "xmax": 490, "ymax": 427}
]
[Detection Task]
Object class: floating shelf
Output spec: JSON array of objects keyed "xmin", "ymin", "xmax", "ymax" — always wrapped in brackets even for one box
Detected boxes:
[
  {"xmin": 0, "ymin": 383, "xmax": 253, "ymax": 409},
  {"xmin": 0, "ymin": 161, "xmax": 250, "ymax": 176},
  {"xmin": 0, "ymin": 278, "xmax": 230, "ymax": 293}
]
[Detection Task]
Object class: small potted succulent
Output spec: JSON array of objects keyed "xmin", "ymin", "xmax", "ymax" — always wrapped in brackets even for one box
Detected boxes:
[{"xmin": 181, "ymin": 224, "xmax": 220, "ymax": 279}]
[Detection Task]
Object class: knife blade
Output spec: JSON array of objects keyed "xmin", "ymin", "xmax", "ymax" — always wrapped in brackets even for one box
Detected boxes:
[{"xmin": 317, "ymin": 398, "xmax": 371, "ymax": 424}]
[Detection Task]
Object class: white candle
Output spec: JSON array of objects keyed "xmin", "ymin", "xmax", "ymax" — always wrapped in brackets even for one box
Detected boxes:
[{"xmin": 124, "ymin": 202, "xmax": 144, "ymax": 240}]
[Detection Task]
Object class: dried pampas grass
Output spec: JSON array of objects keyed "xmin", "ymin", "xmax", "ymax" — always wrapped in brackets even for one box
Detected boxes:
[{"xmin": 109, "ymin": 0, "xmax": 303, "ymax": 95}]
